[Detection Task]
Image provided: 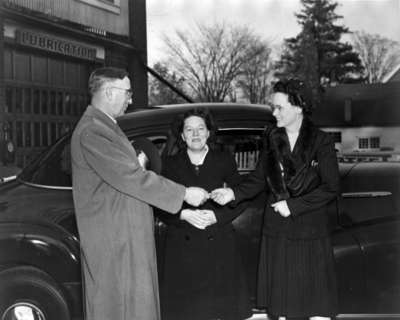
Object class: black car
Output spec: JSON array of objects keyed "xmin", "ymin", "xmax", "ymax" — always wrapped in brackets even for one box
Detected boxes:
[{"xmin": 0, "ymin": 103, "xmax": 399, "ymax": 320}]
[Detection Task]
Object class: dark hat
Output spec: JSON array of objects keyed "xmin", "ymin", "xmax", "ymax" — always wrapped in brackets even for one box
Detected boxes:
[{"xmin": 132, "ymin": 138, "xmax": 162, "ymax": 174}]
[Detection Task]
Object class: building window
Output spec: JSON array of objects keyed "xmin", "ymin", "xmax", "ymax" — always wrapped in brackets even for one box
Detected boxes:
[
  {"xmin": 65, "ymin": 123, "xmax": 72, "ymax": 133},
  {"xmin": 51, "ymin": 123, "xmax": 57, "ymax": 144},
  {"xmin": 79, "ymin": 94, "xmax": 87, "ymax": 115},
  {"xmin": 5, "ymin": 87, "xmax": 13, "ymax": 113},
  {"xmin": 359, "ymin": 138, "xmax": 369, "ymax": 149},
  {"xmin": 25, "ymin": 122, "xmax": 32, "ymax": 147},
  {"xmin": 34, "ymin": 122, "xmax": 41, "ymax": 147},
  {"xmin": 58, "ymin": 123, "xmax": 64, "ymax": 138},
  {"xmin": 16, "ymin": 122, "xmax": 23, "ymax": 147},
  {"xmin": 42, "ymin": 123, "xmax": 49, "ymax": 147},
  {"xmin": 76, "ymin": 0, "xmax": 121, "ymax": 14},
  {"xmin": 41, "ymin": 91, "xmax": 48, "ymax": 114},
  {"xmin": 370, "ymin": 137, "xmax": 380, "ymax": 149},
  {"xmin": 15, "ymin": 88, "xmax": 23, "ymax": 113},
  {"xmin": 327, "ymin": 131, "xmax": 342, "ymax": 143},
  {"xmin": 33, "ymin": 90, "xmax": 40, "ymax": 114},
  {"xmin": 50, "ymin": 91, "xmax": 56, "ymax": 115},
  {"xmin": 358, "ymin": 137, "xmax": 381, "ymax": 150},
  {"xmin": 24, "ymin": 88, "xmax": 32, "ymax": 113},
  {"xmin": 71, "ymin": 94, "xmax": 78, "ymax": 115},
  {"xmin": 65, "ymin": 93, "xmax": 71, "ymax": 115},
  {"xmin": 57, "ymin": 92, "xmax": 64, "ymax": 115},
  {"xmin": 7, "ymin": 121, "xmax": 13, "ymax": 141}
]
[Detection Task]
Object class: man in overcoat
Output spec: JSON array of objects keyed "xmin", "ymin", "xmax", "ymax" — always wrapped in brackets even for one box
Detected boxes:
[{"xmin": 71, "ymin": 67, "xmax": 208, "ymax": 320}]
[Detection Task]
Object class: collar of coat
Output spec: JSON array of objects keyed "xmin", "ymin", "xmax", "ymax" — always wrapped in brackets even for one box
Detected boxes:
[
  {"xmin": 263, "ymin": 117, "xmax": 317, "ymax": 201},
  {"xmin": 85, "ymin": 105, "xmax": 125, "ymax": 137}
]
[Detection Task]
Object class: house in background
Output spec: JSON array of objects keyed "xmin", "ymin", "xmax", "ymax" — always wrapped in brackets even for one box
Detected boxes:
[{"xmin": 313, "ymin": 78, "xmax": 400, "ymax": 162}]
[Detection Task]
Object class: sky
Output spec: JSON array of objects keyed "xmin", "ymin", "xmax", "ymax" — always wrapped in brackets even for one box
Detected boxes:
[{"xmin": 146, "ymin": 0, "xmax": 400, "ymax": 65}]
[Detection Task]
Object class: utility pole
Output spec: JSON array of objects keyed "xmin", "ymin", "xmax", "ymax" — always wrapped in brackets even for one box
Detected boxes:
[{"xmin": 128, "ymin": 0, "xmax": 148, "ymax": 110}]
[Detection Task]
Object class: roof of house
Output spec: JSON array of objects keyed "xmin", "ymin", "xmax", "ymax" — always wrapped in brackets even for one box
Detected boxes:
[{"xmin": 313, "ymin": 82, "xmax": 400, "ymax": 127}]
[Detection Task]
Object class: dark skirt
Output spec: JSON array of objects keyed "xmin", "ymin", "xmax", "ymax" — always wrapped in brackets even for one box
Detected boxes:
[
  {"xmin": 257, "ymin": 234, "xmax": 338, "ymax": 318},
  {"xmin": 160, "ymin": 228, "xmax": 252, "ymax": 320}
]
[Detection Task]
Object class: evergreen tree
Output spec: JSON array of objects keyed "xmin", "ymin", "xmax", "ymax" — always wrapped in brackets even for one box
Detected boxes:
[{"xmin": 277, "ymin": 0, "xmax": 364, "ymax": 108}]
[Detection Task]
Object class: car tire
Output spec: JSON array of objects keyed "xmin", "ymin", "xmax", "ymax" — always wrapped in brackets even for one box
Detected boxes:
[{"xmin": 0, "ymin": 266, "xmax": 70, "ymax": 320}]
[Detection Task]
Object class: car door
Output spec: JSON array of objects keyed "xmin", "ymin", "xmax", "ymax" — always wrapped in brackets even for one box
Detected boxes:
[
  {"xmin": 214, "ymin": 128, "xmax": 266, "ymax": 306},
  {"xmin": 334, "ymin": 162, "xmax": 400, "ymax": 314}
]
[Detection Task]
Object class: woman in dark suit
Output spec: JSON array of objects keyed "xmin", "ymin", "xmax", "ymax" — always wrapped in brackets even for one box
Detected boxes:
[
  {"xmin": 211, "ymin": 80, "xmax": 340, "ymax": 320},
  {"xmin": 157, "ymin": 107, "xmax": 252, "ymax": 320}
]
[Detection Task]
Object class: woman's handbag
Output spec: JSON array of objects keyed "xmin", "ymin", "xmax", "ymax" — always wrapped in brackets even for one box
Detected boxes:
[{"xmin": 286, "ymin": 162, "xmax": 320, "ymax": 197}]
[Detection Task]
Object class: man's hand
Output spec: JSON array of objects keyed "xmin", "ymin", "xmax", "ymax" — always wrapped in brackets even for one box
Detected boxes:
[
  {"xmin": 137, "ymin": 151, "xmax": 149, "ymax": 170},
  {"xmin": 210, "ymin": 188, "xmax": 235, "ymax": 205},
  {"xmin": 184, "ymin": 187, "xmax": 209, "ymax": 207},
  {"xmin": 271, "ymin": 200, "xmax": 291, "ymax": 217},
  {"xmin": 180, "ymin": 209, "xmax": 216, "ymax": 229}
]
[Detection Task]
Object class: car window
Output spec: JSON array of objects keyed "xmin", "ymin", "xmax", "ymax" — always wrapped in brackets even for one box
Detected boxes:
[
  {"xmin": 19, "ymin": 134, "xmax": 168, "ymax": 189},
  {"xmin": 129, "ymin": 135, "xmax": 168, "ymax": 156},
  {"xmin": 215, "ymin": 129, "xmax": 264, "ymax": 174},
  {"xmin": 19, "ymin": 135, "xmax": 72, "ymax": 188}
]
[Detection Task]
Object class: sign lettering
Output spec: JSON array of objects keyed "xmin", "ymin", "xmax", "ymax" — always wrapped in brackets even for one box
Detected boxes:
[{"xmin": 16, "ymin": 30, "xmax": 97, "ymax": 61}]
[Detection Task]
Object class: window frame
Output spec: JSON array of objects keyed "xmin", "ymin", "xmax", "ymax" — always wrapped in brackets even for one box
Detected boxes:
[{"xmin": 75, "ymin": 0, "xmax": 121, "ymax": 14}]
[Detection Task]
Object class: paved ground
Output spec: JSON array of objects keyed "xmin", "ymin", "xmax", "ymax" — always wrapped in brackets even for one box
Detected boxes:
[
  {"xmin": 247, "ymin": 314, "xmax": 400, "ymax": 320},
  {"xmin": 248, "ymin": 315, "xmax": 400, "ymax": 320},
  {"xmin": 72, "ymin": 314, "xmax": 400, "ymax": 320}
]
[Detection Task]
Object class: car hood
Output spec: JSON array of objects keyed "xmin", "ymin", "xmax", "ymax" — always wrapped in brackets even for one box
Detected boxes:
[{"xmin": 0, "ymin": 179, "xmax": 74, "ymax": 226}]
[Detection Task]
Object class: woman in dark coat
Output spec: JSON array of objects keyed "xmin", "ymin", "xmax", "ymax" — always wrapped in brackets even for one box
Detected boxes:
[
  {"xmin": 211, "ymin": 80, "xmax": 339, "ymax": 320},
  {"xmin": 157, "ymin": 108, "xmax": 252, "ymax": 320}
]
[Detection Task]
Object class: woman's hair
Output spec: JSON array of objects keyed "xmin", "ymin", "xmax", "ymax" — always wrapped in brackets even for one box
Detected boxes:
[
  {"xmin": 171, "ymin": 107, "xmax": 218, "ymax": 151},
  {"xmin": 272, "ymin": 79, "xmax": 312, "ymax": 116}
]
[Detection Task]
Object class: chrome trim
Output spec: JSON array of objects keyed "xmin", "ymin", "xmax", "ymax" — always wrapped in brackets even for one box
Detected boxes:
[
  {"xmin": 19, "ymin": 180, "xmax": 72, "ymax": 191},
  {"xmin": 0, "ymin": 175, "xmax": 17, "ymax": 183},
  {"xmin": 342, "ymin": 191, "xmax": 392, "ymax": 198},
  {"xmin": 218, "ymin": 128, "xmax": 265, "ymax": 131}
]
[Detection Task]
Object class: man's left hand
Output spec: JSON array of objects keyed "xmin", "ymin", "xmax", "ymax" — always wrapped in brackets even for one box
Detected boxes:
[{"xmin": 271, "ymin": 200, "xmax": 291, "ymax": 218}]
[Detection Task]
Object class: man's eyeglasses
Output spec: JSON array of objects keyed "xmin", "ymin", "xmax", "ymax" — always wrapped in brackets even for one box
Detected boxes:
[{"xmin": 109, "ymin": 86, "xmax": 133, "ymax": 98}]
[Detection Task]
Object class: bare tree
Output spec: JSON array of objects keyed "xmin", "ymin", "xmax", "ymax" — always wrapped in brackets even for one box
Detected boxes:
[
  {"xmin": 163, "ymin": 23, "xmax": 264, "ymax": 102},
  {"xmin": 352, "ymin": 31, "xmax": 400, "ymax": 83},
  {"xmin": 236, "ymin": 37, "xmax": 275, "ymax": 104},
  {"xmin": 148, "ymin": 62, "xmax": 188, "ymax": 107}
]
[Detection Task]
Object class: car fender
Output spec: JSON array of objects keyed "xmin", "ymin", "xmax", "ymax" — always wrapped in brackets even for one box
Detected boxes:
[
  {"xmin": 0, "ymin": 221, "xmax": 81, "ymax": 282},
  {"xmin": 333, "ymin": 227, "xmax": 366, "ymax": 313}
]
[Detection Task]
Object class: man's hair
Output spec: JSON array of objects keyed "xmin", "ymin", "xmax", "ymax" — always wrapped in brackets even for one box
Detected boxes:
[{"xmin": 88, "ymin": 67, "xmax": 129, "ymax": 96}]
